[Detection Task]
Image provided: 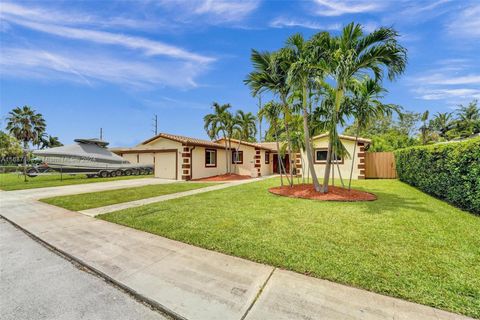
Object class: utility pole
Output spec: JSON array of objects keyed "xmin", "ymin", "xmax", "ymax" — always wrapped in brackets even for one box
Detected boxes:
[
  {"xmin": 152, "ymin": 114, "xmax": 158, "ymax": 135},
  {"xmin": 100, "ymin": 128, "xmax": 103, "ymax": 140},
  {"xmin": 257, "ymin": 95, "xmax": 262, "ymax": 142}
]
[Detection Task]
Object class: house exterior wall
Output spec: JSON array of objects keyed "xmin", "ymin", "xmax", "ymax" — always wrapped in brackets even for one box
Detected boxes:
[
  {"xmin": 186, "ymin": 146, "xmax": 225, "ymax": 180},
  {"xmin": 260, "ymin": 150, "xmax": 273, "ymax": 177},
  {"xmin": 301, "ymin": 136, "xmax": 365, "ymax": 180}
]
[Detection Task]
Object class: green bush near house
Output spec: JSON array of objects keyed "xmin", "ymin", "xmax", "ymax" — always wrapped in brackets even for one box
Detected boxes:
[{"xmin": 394, "ymin": 137, "xmax": 480, "ymax": 214}]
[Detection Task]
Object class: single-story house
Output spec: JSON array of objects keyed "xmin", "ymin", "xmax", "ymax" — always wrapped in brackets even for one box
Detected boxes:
[
  {"xmin": 300, "ymin": 133, "xmax": 371, "ymax": 180},
  {"xmin": 111, "ymin": 132, "xmax": 370, "ymax": 180}
]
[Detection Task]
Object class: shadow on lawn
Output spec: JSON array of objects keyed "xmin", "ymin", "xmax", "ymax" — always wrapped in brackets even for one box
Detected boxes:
[{"xmin": 355, "ymin": 190, "xmax": 435, "ymax": 215}]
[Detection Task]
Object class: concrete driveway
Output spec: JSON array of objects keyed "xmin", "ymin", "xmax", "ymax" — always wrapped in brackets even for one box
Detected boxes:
[{"xmin": 0, "ymin": 219, "xmax": 169, "ymax": 320}]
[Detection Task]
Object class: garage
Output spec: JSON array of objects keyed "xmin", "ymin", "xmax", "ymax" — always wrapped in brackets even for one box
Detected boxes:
[{"xmin": 154, "ymin": 151, "xmax": 177, "ymax": 180}]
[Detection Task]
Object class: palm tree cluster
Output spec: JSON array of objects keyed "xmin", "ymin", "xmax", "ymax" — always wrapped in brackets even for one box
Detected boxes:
[
  {"xmin": 204, "ymin": 102, "xmax": 257, "ymax": 174},
  {"xmin": 245, "ymin": 22, "xmax": 407, "ymax": 193},
  {"xmin": 429, "ymin": 100, "xmax": 480, "ymax": 142}
]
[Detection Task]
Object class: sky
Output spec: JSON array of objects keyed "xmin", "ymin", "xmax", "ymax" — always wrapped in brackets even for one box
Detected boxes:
[{"xmin": 1, "ymin": 0, "xmax": 479, "ymax": 147}]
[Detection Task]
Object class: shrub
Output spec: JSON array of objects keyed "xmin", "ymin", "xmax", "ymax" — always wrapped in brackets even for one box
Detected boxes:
[{"xmin": 394, "ymin": 137, "xmax": 480, "ymax": 214}]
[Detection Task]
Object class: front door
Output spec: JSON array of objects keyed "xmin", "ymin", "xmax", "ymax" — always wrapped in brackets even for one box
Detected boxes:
[{"xmin": 273, "ymin": 154, "xmax": 289, "ymax": 174}]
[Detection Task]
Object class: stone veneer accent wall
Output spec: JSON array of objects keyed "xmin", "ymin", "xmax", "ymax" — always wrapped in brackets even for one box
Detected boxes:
[
  {"xmin": 357, "ymin": 142, "xmax": 366, "ymax": 179},
  {"xmin": 254, "ymin": 147, "xmax": 261, "ymax": 176},
  {"xmin": 181, "ymin": 145, "xmax": 191, "ymax": 180},
  {"xmin": 295, "ymin": 153, "xmax": 302, "ymax": 176}
]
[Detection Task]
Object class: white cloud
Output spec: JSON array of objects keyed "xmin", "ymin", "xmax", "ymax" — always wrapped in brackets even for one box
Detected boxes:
[
  {"xmin": 270, "ymin": 17, "xmax": 340, "ymax": 30},
  {"xmin": 416, "ymin": 88, "xmax": 480, "ymax": 101},
  {"xmin": 0, "ymin": 47, "xmax": 206, "ymax": 88},
  {"xmin": 6, "ymin": 18, "xmax": 214, "ymax": 63},
  {"xmin": 446, "ymin": 4, "xmax": 480, "ymax": 38},
  {"xmin": 0, "ymin": 2, "xmax": 164, "ymax": 30},
  {"xmin": 410, "ymin": 60, "xmax": 480, "ymax": 102},
  {"xmin": 312, "ymin": 0, "xmax": 383, "ymax": 16},
  {"xmin": 156, "ymin": 0, "xmax": 260, "ymax": 23}
]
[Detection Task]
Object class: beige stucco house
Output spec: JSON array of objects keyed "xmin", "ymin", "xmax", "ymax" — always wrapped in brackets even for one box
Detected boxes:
[
  {"xmin": 300, "ymin": 133, "xmax": 371, "ymax": 180},
  {"xmin": 111, "ymin": 132, "xmax": 370, "ymax": 181}
]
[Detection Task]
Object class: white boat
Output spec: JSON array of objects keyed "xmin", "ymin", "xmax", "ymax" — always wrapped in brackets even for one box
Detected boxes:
[{"xmin": 31, "ymin": 138, "xmax": 153, "ymax": 177}]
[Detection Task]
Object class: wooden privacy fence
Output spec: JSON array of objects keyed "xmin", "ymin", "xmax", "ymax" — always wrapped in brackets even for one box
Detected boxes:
[{"xmin": 365, "ymin": 152, "xmax": 397, "ymax": 179}]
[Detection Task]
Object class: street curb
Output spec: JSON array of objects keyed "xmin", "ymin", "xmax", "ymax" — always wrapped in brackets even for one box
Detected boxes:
[{"xmin": 0, "ymin": 215, "xmax": 186, "ymax": 320}]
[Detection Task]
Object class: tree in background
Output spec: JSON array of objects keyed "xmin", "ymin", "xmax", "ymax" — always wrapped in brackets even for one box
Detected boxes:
[
  {"xmin": 453, "ymin": 100, "xmax": 480, "ymax": 138},
  {"xmin": 40, "ymin": 135, "xmax": 63, "ymax": 149},
  {"xmin": 258, "ymin": 101, "xmax": 289, "ymax": 186},
  {"xmin": 0, "ymin": 131, "xmax": 23, "ymax": 160},
  {"xmin": 6, "ymin": 106, "xmax": 46, "ymax": 181},
  {"xmin": 204, "ymin": 102, "xmax": 233, "ymax": 173},
  {"xmin": 232, "ymin": 110, "xmax": 256, "ymax": 172},
  {"xmin": 431, "ymin": 112, "xmax": 453, "ymax": 140}
]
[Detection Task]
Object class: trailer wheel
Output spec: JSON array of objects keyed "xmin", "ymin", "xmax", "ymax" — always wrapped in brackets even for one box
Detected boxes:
[
  {"xmin": 115, "ymin": 170, "xmax": 123, "ymax": 176},
  {"xmin": 124, "ymin": 169, "xmax": 132, "ymax": 176},
  {"xmin": 132, "ymin": 169, "xmax": 140, "ymax": 176},
  {"xmin": 27, "ymin": 168, "xmax": 39, "ymax": 177},
  {"xmin": 99, "ymin": 171, "xmax": 109, "ymax": 178},
  {"xmin": 109, "ymin": 171, "xmax": 117, "ymax": 177}
]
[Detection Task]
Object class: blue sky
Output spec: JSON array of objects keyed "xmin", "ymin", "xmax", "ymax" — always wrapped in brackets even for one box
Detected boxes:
[{"xmin": 1, "ymin": 0, "xmax": 479, "ymax": 147}]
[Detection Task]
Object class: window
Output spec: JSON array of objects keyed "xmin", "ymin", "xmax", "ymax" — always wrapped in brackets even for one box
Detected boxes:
[
  {"xmin": 232, "ymin": 150, "xmax": 243, "ymax": 164},
  {"xmin": 315, "ymin": 148, "xmax": 343, "ymax": 164},
  {"xmin": 205, "ymin": 149, "xmax": 217, "ymax": 167},
  {"xmin": 265, "ymin": 151, "xmax": 270, "ymax": 164}
]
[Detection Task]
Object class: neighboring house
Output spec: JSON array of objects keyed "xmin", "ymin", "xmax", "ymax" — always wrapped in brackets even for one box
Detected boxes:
[
  {"xmin": 111, "ymin": 132, "xmax": 370, "ymax": 181},
  {"xmin": 301, "ymin": 134, "xmax": 371, "ymax": 180}
]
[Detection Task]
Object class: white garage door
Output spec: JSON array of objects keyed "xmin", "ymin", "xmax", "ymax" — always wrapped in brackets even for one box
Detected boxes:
[{"xmin": 154, "ymin": 152, "xmax": 176, "ymax": 180}]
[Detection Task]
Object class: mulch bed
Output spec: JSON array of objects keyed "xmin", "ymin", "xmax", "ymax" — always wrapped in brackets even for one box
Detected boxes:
[
  {"xmin": 192, "ymin": 174, "xmax": 252, "ymax": 182},
  {"xmin": 269, "ymin": 184, "xmax": 376, "ymax": 201}
]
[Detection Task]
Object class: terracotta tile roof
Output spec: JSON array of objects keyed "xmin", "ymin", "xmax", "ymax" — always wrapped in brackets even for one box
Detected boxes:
[
  {"xmin": 215, "ymin": 138, "xmax": 274, "ymax": 150},
  {"xmin": 142, "ymin": 133, "xmax": 224, "ymax": 148},
  {"xmin": 312, "ymin": 133, "xmax": 372, "ymax": 144}
]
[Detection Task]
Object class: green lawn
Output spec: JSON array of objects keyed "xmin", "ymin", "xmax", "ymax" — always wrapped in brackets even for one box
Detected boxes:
[
  {"xmin": 100, "ymin": 178, "xmax": 480, "ymax": 318},
  {"xmin": 0, "ymin": 173, "xmax": 154, "ymax": 191},
  {"xmin": 41, "ymin": 182, "xmax": 214, "ymax": 211}
]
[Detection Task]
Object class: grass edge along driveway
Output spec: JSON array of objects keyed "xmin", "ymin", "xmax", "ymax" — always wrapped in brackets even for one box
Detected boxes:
[
  {"xmin": 99, "ymin": 178, "xmax": 480, "ymax": 319},
  {"xmin": 41, "ymin": 182, "xmax": 215, "ymax": 211},
  {"xmin": 0, "ymin": 173, "xmax": 154, "ymax": 191}
]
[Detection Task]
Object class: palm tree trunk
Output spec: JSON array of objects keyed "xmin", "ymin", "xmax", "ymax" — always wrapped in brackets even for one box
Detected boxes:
[
  {"xmin": 281, "ymin": 96, "xmax": 294, "ymax": 187},
  {"xmin": 348, "ymin": 126, "xmax": 360, "ymax": 190},
  {"xmin": 234, "ymin": 139, "xmax": 242, "ymax": 174},
  {"xmin": 274, "ymin": 124, "xmax": 284, "ymax": 186},
  {"xmin": 23, "ymin": 141, "xmax": 28, "ymax": 182},
  {"xmin": 228, "ymin": 138, "xmax": 232, "ymax": 174},
  {"xmin": 222, "ymin": 132, "xmax": 228, "ymax": 173},
  {"xmin": 301, "ymin": 84, "xmax": 321, "ymax": 192},
  {"xmin": 321, "ymin": 87, "xmax": 343, "ymax": 193}
]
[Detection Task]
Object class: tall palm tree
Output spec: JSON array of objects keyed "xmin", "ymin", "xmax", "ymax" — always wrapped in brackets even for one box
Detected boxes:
[
  {"xmin": 419, "ymin": 110, "xmax": 430, "ymax": 145},
  {"xmin": 311, "ymin": 23, "xmax": 407, "ymax": 193},
  {"xmin": 283, "ymin": 33, "xmax": 323, "ymax": 191},
  {"xmin": 431, "ymin": 112, "xmax": 453, "ymax": 139},
  {"xmin": 245, "ymin": 49, "xmax": 295, "ymax": 186},
  {"xmin": 455, "ymin": 100, "xmax": 480, "ymax": 138},
  {"xmin": 204, "ymin": 102, "xmax": 232, "ymax": 173},
  {"xmin": 6, "ymin": 106, "xmax": 46, "ymax": 181},
  {"xmin": 347, "ymin": 78, "xmax": 400, "ymax": 189},
  {"xmin": 232, "ymin": 110, "xmax": 256, "ymax": 172},
  {"xmin": 258, "ymin": 101, "xmax": 289, "ymax": 186}
]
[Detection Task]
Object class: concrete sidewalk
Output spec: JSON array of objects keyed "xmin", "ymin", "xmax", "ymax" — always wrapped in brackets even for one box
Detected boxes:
[{"xmin": 1, "ymin": 184, "xmax": 473, "ymax": 320}]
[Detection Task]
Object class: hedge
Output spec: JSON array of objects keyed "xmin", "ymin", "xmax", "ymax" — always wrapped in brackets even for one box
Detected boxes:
[{"xmin": 394, "ymin": 137, "xmax": 480, "ymax": 214}]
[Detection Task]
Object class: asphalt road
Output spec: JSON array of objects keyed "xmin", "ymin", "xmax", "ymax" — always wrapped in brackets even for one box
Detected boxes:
[{"xmin": 0, "ymin": 219, "xmax": 169, "ymax": 320}]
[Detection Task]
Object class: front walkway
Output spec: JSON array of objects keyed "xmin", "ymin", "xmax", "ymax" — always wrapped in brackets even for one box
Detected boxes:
[
  {"xmin": 0, "ymin": 181, "xmax": 473, "ymax": 320},
  {"xmin": 80, "ymin": 176, "xmax": 273, "ymax": 216}
]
